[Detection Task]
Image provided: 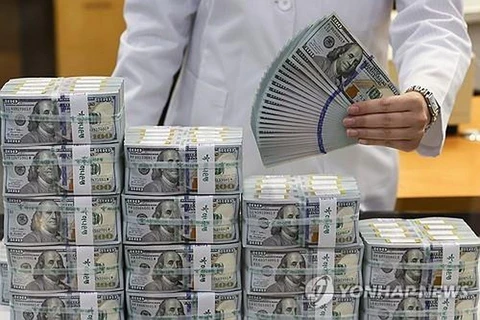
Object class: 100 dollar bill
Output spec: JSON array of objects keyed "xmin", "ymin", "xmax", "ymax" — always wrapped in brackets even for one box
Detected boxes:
[
  {"xmin": 125, "ymin": 144, "xmax": 241, "ymax": 195},
  {"xmin": 295, "ymin": 13, "xmax": 399, "ymax": 102},
  {"xmin": 243, "ymin": 197, "xmax": 359, "ymax": 248},
  {"xmin": 5, "ymin": 195, "xmax": 121, "ymax": 246},
  {"xmin": 245, "ymin": 245, "xmax": 363, "ymax": 295},
  {"xmin": 245, "ymin": 293, "xmax": 360, "ymax": 319},
  {"xmin": 3, "ymin": 144, "xmax": 121, "ymax": 196},
  {"xmin": 362, "ymin": 289, "xmax": 480, "ymax": 320},
  {"xmin": 1, "ymin": 79, "xmax": 124, "ymax": 145},
  {"xmin": 123, "ymin": 194, "xmax": 240, "ymax": 244},
  {"xmin": 125, "ymin": 243, "xmax": 240, "ymax": 292},
  {"xmin": 8, "ymin": 245, "xmax": 123, "ymax": 292},
  {"xmin": 0, "ymin": 262, "xmax": 8, "ymax": 305},
  {"xmin": 362, "ymin": 237, "xmax": 480, "ymax": 290},
  {"xmin": 10, "ymin": 290, "xmax": 124, "ymax": 320},
  {"xmin": 127, "ymin": 291, "xmax": 241, "ymax": 320}
]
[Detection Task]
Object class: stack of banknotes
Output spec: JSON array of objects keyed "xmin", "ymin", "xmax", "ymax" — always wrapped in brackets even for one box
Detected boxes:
[
  {"xmin": 250, "ymin": 13, "xmax": 399, "ymax": 166},
  {"xmin": 0, "ymin": 241, "xmax": 8, "ymax": 306},
  {"xmin": 1, "ymin": 77, "xmax": 124, "ymax": 145},
  {"xmin": 123, "ymin": 126, "xmax": 243, "ymax": 320},
  {"xmin": 124, "ymin": 126, "xmax": 243, "ymax": 195},
  {"xmin": 360, "ymin": 217, "xmax": 480, "ymax": 319},
  {"xmin": 0, "ymin": 77, "xmax": 125, "ymax": 320},
  {"xmin": 243, "ymin": 175, "xmax": 363, "ymax": 319}
]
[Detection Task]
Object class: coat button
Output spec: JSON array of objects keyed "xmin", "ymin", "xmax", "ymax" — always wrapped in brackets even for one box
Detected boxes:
[{"xmin": 277, "ymin": 0, "xmax": 292, "ymax": 11}]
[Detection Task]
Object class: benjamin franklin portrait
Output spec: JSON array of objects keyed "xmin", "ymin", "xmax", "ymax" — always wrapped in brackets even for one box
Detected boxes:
[
  {"xmin": 144, "ymin": 149, "xmax": 181, "ymax": 193},
  {"xmin": 21, "ymin": 100, "xmax": 63, "ymax": 145},
  {"xmin": 20, "ymin": 150, "xmax": 64, "ymax": 194},
  {"xmin": 23, "ymin": 200, "xmax": 63, "ymax": 243},
  {"xmin": 25, "ymin": 250, "xmax": 70, "ymax": 291},
  {"xmin": 266, "ymin": 251, "xmax": 306, "ymax": 293}
]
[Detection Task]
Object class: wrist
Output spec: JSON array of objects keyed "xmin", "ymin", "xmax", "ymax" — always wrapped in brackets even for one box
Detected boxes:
[{"xmin": 405, "ymin": 85, "xmax": 440, "ymax": 132}]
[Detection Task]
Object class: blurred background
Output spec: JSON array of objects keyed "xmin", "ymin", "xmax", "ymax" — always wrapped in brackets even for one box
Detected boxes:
[
  {"xmin": 1, "ymin": 0, "xmax": 480, "ymax": 214},
  {"xmin": 0, "ymin": 0, "xmax": 124, "ymax": 83}
]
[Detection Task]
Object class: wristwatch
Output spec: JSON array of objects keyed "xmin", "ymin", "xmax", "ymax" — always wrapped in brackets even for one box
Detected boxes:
[{"xmin": 406, "ymin": 85, "xmax": 440, "ymax": 132}]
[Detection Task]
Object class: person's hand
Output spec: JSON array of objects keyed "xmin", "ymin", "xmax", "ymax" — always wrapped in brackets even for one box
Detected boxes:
[{"xmin": 342, "ymin": 92, "xmax": 431, "ymax": 152}]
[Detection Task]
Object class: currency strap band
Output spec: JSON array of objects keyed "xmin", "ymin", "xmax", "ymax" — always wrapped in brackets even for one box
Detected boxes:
[
  {"xmin": 70, "ymin": 93, "xmax": 91, "ymax": 144},
  {"xmin": 72, "ymin": 145, "xmax": 92, "ymax": 195},
  {"xmin": 197, "ymin": 143, "xmax": 216, "ymax": 194},
  {"xmin": 79, "ymin": 292, "xmax": 98, "ymax": 320},
  {"xmin": 195, "ymin": 196, "xmax": 214, "ymax": 243},
  {"xmin": 441, "ymin": 241, "xmax": 460, "ymax": 287},
  {"xmin": 76, "ymin": 247, "xmax": 96, "ymax": 291},
  {"xmin": 193, "ymin": 245, "xmax": 212, "ymax": 291},
  {"xmin": 318, "ymin": 197, "xmax": 337, "ymax": 247},
  {"xmin": 74, "ymin": 196, "xmax": 94, "ymax": 245},
  {"xmin": 197, "ymin": 292, "xmax": 216, "ymax": 318}
]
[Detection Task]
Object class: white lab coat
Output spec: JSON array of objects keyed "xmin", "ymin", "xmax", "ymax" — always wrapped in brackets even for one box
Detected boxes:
[{"xmin": 113, "ymin": 0, "xmax": 471, "ymax": 211}]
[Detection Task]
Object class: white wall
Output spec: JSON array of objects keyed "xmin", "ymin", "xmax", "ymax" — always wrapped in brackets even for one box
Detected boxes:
[{"xmin": 465, "ymin": 0, "xmax": 480, "ymax": 91}]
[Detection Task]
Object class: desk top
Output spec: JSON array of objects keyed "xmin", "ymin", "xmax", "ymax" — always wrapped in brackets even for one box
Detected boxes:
[{"xmin": 398, "ymin": 97, "xmax": 480, "ymax": 199}]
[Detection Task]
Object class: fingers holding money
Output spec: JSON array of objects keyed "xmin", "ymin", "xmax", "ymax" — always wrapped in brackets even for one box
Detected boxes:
[{"xmin": 343, "ymin": 92, "xmax": 429, "ymax": 151}]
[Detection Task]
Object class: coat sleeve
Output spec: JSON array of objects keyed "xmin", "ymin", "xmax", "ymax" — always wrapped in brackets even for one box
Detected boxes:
[
  {"xmin": 390, "ymin": 0, "xmax": 472, "ymax": 156},
  {"xmin": 112, "ymin": 0, "xmax": 199, "ymax": 127}
]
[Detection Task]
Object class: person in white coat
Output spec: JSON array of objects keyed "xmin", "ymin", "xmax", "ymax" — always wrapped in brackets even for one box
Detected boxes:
[{"xmin": 113, "ymin": 1, "xmax": 471, "ymax": 211}]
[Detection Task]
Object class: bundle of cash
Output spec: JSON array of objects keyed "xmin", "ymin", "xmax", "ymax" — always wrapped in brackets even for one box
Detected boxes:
[
  {"xmin": 360, "ymin": 218, "xmax": 480, "ymax": 291},
  {"xmin": 123, "ymin": 194, "xmax": 240, "ymax": 244},
  {"xmin": 245, "ymin": 293, "xmax": 360, "ymax": 319},
  {"xmin": 0, "ymin": 241, "xmax": 8, "ymax": 306},
  {"xmin": 243, "ymin": 175, "xmax": 360, "ymax": 248},
  {"xmin": 362, "ymin": 288, "xmax": 480, "ymax": 320},
  {"xmin": 124, "ymin": 126, "xmax": 242, "ymax": 195},
  {"xmin": 8, "ymin": 245, "xmax": 123, "ymax": 292},
  {"xmin": 250, "ymin": 13, "xmax": 399, "ymax": 166},
  {"xmin": 0, "ymin": 77, "xmax": 125, "ymax": 145},
  {"xmin": 244, "ymin": 244, "xmax": 363, "ymax": 295},
  {"xmin": 2, "ymin": 143, "xmax": 122, "ymax": 196},
  {"xmin": 4, "ymin": 195, "xmax": 121, "ymax": 246},
  {"xmin": 127, "ymin": 290, "xmax": 241, "ymax": 319},
  {"xmin": 10, "ymin": 290, "xmax": 124, "ymax": 320},
  {"xmin": 125, "ymin": 243, "xmax": 240, "ymax": 292}
]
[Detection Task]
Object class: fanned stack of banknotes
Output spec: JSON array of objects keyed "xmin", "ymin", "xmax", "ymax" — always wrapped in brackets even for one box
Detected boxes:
[
  {"xmin": 360, "ymin": 218, "xmax": 480, "ymax": 319},
  {"xmin": 0, "ymin": 77, "xmax": 125, "ymax": 319},
  {"xmin": 251, "ymin": 13, "xmax": 399, "ymax": 166},
  {"xmin": 242, "ymin": 174, "xmax": 363, "ymax": 319},
  {"xmin": 123, "ymin": 126, "xmax": 243, "ymax": 319}
]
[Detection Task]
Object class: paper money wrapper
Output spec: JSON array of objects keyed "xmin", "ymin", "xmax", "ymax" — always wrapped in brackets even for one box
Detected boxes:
[
  {"xmin": 124, "ymin": 126, "xmax": 242, "ymax": 195},
  {"xmin": 5, "ymin": 195, "xmax": 121, "ymax": 246},
  {"xmin": 3, "ymin": 143, "xmax": 123, "ymax": 196},
  {"xmin": 0, "ymin": 76, "xmax": 125, "ymax": 146},
  {"xmin": 122, "ymin": 194, "xmax": 240, "ymax": 245},
  {"xmin": 360, "ymin": 218, "xmax": 480, "ymax": 291},
  {"xmin": 8, "ymin": 245, "xmax": 123, "ymax": 293},
  {"xmin": 243, "ymin": 194, "xmax": 359, "ymax": 249},
  {"xmin": 245, "ymin": 293, "xmax": 360, "ymax": 320},
  {"xmin": 127, "ymin": 290, "xmax": 241, "ymax": 320},
  {"xmin": 10, "ymin": 290, "xmax": 124, "ymax": 320},
  {"xmin": 243, "ymin": 174, "xmax": 360, "ymax": 249},
  {"xmin": 125, "ymin": 243, "xmax": 240, "ymax": 292},
  {"xmin": 245, "ymin": 243, "xmax": 364, "ymax": 295},
  {"xmin": 362, "ymin": 288, "xmax": 480, "ymax": 320}
]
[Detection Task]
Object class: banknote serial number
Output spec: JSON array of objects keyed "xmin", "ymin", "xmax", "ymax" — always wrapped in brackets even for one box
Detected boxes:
[
  {"xmin": 3, "ymin": 99, "xmax": 19, "ymax": 105},
  {"xmin": 95, "ymin": 97, "xmax": 114, "ymax": 103}
]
